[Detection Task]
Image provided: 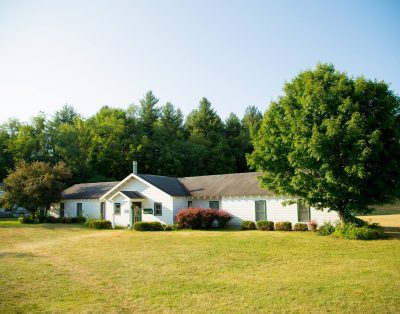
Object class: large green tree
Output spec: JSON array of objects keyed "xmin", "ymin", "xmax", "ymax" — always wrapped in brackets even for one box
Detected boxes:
[
  {"xmin": 0, "ymin": 161, "xmax": 71, "ymax": 218},
  {"xmin": 86, "ymin": 106, "xmax": 129, "ymax": 180},
  {"xmin": 185, "ymin": 98, "xmax": 234, "ymax": 174},
  {"xmin": 248, "ymin": 64, "xmax": 400, "ymax": 222}
]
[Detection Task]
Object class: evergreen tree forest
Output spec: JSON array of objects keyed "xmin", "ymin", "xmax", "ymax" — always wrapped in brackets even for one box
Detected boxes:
[{"xmin": 0, "ymin": 91, "xmax": 263, "ymax": 184}]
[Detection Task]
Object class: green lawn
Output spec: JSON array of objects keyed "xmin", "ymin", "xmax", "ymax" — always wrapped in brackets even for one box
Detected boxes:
[{"xmin": 0, "ymin": 223, "xmax": 399, "ymax": 313}]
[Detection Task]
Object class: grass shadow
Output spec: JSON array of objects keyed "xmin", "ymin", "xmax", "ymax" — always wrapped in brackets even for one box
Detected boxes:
[
  {"xmin": 0, "ymin": 251, "xmax": 37, "ymax": 259},
  {"xmin": 383, "ymin": 227, "xmax": 400, "ymax": 239}
]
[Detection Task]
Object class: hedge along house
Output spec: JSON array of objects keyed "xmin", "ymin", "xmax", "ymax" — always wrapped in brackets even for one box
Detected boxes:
[{"xmin": 60, "ymin": 165, "xmax": 339, "ymax": 228}]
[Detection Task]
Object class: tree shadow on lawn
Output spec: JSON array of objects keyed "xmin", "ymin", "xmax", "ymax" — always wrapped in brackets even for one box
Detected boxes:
[
  {"xmin": 383, "ymin": 227, "xmax": 400, "ymax": 239},
  {"xmin": 0, "ymin": 251, "xmax": 37, "ymax": 259},
  {"xmin": 40, "ymin": 223, "xmax": 86, "ymax": 230}
]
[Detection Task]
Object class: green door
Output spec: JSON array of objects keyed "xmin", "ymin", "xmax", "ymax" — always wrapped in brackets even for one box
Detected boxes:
[{"xmin": 132, "ymin": 202, "xmax": 142, "ymax": 224}]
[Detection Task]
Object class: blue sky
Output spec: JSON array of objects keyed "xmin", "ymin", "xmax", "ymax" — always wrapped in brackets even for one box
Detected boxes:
[{"xmin": 0, "ymin": 0, "xmax": 399, "ymax": 123}]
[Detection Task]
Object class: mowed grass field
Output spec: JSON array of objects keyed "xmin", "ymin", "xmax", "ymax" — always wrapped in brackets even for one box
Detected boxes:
[
  {"xmin": 0, "ymin": 222, "xmax": 399, "ymax": 313},
  {"xmin": 359, "ymin": 202, "xmax": 400, "ymax": 235}
]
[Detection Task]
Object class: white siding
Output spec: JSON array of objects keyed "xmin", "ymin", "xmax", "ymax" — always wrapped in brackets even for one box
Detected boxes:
[
  {"xmin": 310, "ymin": 208, "xmax": 340, "ymax": 224},
  {"xmin": 63, "ymin": 199, "xmax": 101, "ymax": 219},
  {"xmin": 220, "ymin": 197, "xmax": 257, "ymax": 225},
  {"xmin": 266, "ymin": 198, "xmax": 299, "ymax": 224},
  {"xmin": 191, "ymin": 198, "xmax": 221, "ymax": 209},
  {"xmin": 104, "ymin": 177, "xmax": 174, "ymax": 227},
  {"xmin": 172, "ymin": 197, "xmax": 189, "ymax": 222},
  {"xmin": 107, "ymin": 194, "xmax": 131, "ymax": 227},
  {"xmin": 186, "ymin": 196, "xmax": 339, "ymax": 226}
]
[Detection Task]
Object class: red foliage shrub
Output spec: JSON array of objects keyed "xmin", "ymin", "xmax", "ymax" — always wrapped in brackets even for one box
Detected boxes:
[{"xmin": 175, "ymin": 208, "xmax": 232, "ymax": 229}]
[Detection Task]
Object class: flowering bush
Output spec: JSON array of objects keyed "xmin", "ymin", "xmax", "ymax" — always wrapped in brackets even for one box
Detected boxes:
[
  {"xmin": 307, "ymin": 220, "xmax": 318, "ymax": 231},
  {"xmin": 175, "ymin": 208, "xmax": 232, "ymax": 229}
]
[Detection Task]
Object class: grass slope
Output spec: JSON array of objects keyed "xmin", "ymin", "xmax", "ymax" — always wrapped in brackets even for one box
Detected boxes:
[{"xmin": 0, "ymin": 223, "xmax": 399, "ymax": 313}]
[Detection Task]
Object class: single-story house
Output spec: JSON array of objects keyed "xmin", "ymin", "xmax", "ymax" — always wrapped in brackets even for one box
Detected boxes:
[{"xmin": 60, "ymin": 168, "xmax": 339, "ymax": 227}]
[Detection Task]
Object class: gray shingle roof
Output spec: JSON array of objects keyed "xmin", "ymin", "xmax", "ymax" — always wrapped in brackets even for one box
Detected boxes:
[
  {"xmin": 136, "ymin": 174, "xmax": 190, "ymax": 196},
  {"xmin": 62, "ymin": 181, "xmax": 120, "ymax": 199},
  {"xmin": 178, "ymin": 172, "xmax": 273, "ymax": 197},
  {"xmin": 62, "ymin": 172, "xmax": 272, "ymax": 199},
  {"xmin": 120, "ymin": 191, "xmax": 145, "ymax": 199}
]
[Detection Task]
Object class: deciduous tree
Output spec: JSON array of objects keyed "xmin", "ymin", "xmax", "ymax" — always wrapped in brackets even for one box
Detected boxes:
[
  {"xmin": 248, "ymin": 64, "xmax": 400, "ymax": 222},
  {"xmin": 0, "ymin": 161, "xmax": 71, "ymax": 218}
]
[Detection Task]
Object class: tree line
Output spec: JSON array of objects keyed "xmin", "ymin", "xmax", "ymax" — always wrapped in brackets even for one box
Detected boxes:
[{"xmin": 0, "ymin": 91, "xmax": 263, "ymax": 184}]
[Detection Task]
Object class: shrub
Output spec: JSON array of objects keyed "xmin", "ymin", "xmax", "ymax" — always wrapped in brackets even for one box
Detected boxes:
[
  {"xmin": 133, "ymin": 221, "xmax": 163, "ymax": 231},
  {"xmin": 317, "ymin": 221, "xmax": 336, "ymax": 236},
  {"xmin": 87, "ymin": 219, "xmax": 112, "ymax": 229},
  {"xmin": 75, "ymin": 216, "xmax": 86, "ymax": 224},
  {"xmin": 217, "ymin": 210, "xmax": 233, "ymax": 228},
  {"xmin": 163, "ymin": 224, "xmax": 174, "ymax": 231},
  {"xmin": 369, "ymin": 223, "xmax": 386, "ymax": 238},
  {"xmin": 59, "ymin": 217, "xmax": 86, "ymax": 224},
  {"xmin": 173, "ymin": 223, "xmax": 182, "ymax": 230},
  {"xmin": 241, "ymin": 220, "xmax": 256, "ymax": 230},
  {"xmin": 175, "ymin": 208, "xmax": 232, "ymax": 229},
  {"xmin": 18, "ymin": 216, "xmax": 37, "ymax": 224},
  {"xmin": 334, "ymin": 222, "xmax": 385, "ymax": 240},
  {"xmin": 61, "ymin": 217, "xmax": 73, "ymax": 223},
  {"xmin": 293, "ymin": 223, "xmax": 308, "ymax": 231},
  {"xmin": 256, "ymin": 220, "xmax": 274, "ymax": 231},
  {"xmin": 307, "ymin": 220, "xmax": 318, "ymax": 231},
  {"xmin": 275, "ymin": 221, "xmax": 292, "ymax": 231},
  {"xmin": 176, "ymin": 208, "xmax": 204, "ymax": 229}
]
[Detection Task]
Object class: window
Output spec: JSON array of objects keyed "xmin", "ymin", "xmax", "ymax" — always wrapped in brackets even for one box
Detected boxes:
[
  {"xmin": 298, "ymin": 200, "xmax": 310, "ymax": 222},
  {"xmin": 77, "ymin": 203, "xmax": 82, "ymax": 217},
  {"xmin": 100, "ymin": 202, "xmax": 105, "ymax": 219},
  {"xmin": 154, "ymin": 202, "xmax": 162, "ymax": 216},
  {"xmin": 60, "ymin": 203, "xmax": 65, "ymax": 218},
  {"xmin": 114, "ymin": 203, "xmax": 121, "ymax": 215},
  {"xmin": 255, "ymin": 200, "xmax": 266, "ymax": 221},
  {"xmin": 209, "ymin": 201, "xmax": 219, "ymax": 210},
  {"xmin": 188, "ymin": 201, "xmax": 193, "ymax": 208}
]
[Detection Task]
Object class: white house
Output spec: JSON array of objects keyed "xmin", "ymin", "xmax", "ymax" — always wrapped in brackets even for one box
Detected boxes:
[{"xmin": 60, "ymin": 169, "xmax": 339, "ymax": 228}]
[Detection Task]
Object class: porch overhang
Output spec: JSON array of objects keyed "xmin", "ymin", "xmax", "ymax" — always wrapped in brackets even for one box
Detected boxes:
[{"xmin": 107, "ymin": 190, "xmax": 146, "ymax": 201}]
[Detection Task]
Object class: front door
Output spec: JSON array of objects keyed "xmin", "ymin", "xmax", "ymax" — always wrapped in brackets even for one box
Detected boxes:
[{"xmin": 132, "ymin": 202, "xmax": 142, "ymax": 224}]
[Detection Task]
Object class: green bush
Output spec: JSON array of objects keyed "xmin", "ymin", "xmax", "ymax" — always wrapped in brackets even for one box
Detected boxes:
[
  {"xmin": 307, "ymin": 220, "xmax": 318, "ymax": 231},
  {"xmin": 133, "ymin": 221, "xmax": 164, "ymax": 231},
  {"xmin": 275, "ymin": 221, "xmax": 292, "ymax": 231},
  {"xmin": 317, "ymin": 221, "xmax": 336, "ymax": 236},
  {"xmin": 293, "ymin": 223, "xmax": 308, "ymax": 231},
  {"xmin": 75, "ymin": 216, "xmax": 86, "ymax": 224},
  {"xmin": 163, "ymin": 224, "xmax": 174, "ymax": 231},
  {"xmin": 18, "ymin": 216, "xmax": 37, "ymax": 224},
  {"xmin": 61, "ymin": 217, "xmax": 73, "ymax": 223},
  {"xmin": 87, "ymin": 219, "xmax": 112, "ymax": 229},
  {"xmin": 256, "ymin": 220, "xmax": 274, "ymax": 231},
  {"xmin": 60, "ymin": 217, "xmax": 86, "ymax": 224},
  {"xmin": 241, "ymin": 220, "xmax": 256, "ymax": 230},
  {"xmin": 334, "ymin": 222, "xmax": 385, "ymax": 240}
]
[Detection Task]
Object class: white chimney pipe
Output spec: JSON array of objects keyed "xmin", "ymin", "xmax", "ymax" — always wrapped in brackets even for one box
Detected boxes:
[{"xmin": 132, "ymin": 161, "xmax": 138, "ymax": 174}]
